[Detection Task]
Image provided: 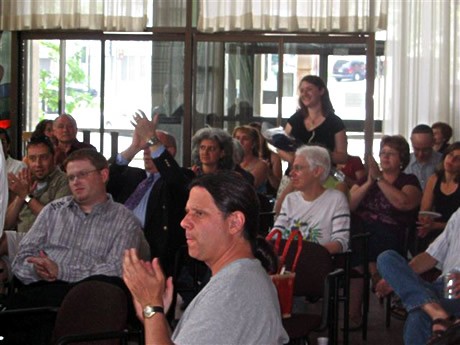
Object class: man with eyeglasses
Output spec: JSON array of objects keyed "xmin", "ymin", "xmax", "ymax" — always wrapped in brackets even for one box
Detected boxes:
[
  {"xmin": 2, "ymin": 149, "xmax": 145, "ymax": 344},
  {"xmin": 107, "ymin": 110, "xmax": 193, "ymax": 278},
  {"xmin": 404, "ymin": 124, "xmax": 442, "ymax": 190},
  {"xmin": 4, "ymin": 136, "xmax": 70, "ymax": 234},
  {"xmin": 0, "ymin": 136, "xmax": 70, "ymax": 284}
]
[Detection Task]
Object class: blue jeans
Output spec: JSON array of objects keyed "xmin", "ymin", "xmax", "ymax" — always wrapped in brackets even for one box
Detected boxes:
[{"xmin": 377, "ymin": 250, "xmax": 460, "ymax": 345}]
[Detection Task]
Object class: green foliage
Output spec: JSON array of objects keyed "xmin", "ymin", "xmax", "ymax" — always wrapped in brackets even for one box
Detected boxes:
[{"xmin": 39, "ymin": 41, "xmax": 94, "ymax": 116}]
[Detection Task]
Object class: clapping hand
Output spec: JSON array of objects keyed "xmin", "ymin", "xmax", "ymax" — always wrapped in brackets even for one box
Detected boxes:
[
  {"xmin": 8, "ymin": 168, "xmax": 36, "ymax": 199},
  {"xmin": 123, "ymin": 249, "xmax": 174, "ymax": 322}
]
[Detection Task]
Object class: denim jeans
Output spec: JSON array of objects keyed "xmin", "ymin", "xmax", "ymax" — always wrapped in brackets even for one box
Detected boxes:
[{"xmin": 377, "ymin": 250, "xmax": 460, "ymax": 345}]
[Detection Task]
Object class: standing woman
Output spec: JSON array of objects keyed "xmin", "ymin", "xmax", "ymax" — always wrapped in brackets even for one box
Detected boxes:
[
  {"xmin": 284, "ymin": 75, "xmax": 348, "ymax": 165},
  {"xmin": 417, "ymin": 142, "xmax": 460, "ymax": 251}
]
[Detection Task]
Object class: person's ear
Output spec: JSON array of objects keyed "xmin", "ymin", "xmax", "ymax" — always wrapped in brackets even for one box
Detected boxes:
[
  {"xmin": 228, "ymin": 211, "xmax": 245, "ymax": 235},
  {"xmin": 314, "ymin": 166, "xmax": 324, "ymax": 179},
  {"xmin": 100, "ymin": 167, "xmax": 110, "ymax": 184}
]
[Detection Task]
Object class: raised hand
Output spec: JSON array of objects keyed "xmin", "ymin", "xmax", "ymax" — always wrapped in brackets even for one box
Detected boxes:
[{"xmin": 131, "ymin": 110, "xmax": 159, "ymax": 143}]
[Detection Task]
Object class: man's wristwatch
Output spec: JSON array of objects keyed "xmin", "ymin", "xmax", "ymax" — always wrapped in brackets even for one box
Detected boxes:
[
  {"xmin": 24, "ymin": 194, "xmax": 34, "ymax": 204},
  {"xmin": 143, "ymin": 305, "xmax": 164, "ymax": 318},
  {"xmin": 147, "ymin": 136, "xmax": 160, "ymax": 146}
]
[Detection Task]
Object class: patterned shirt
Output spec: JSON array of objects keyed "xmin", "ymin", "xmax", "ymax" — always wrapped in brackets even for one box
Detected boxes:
[
  {"xmin": 274, "ymin": 189, "xmax": 350, "ymax": 252},
  {"xmin": 12, "ymin": 195, "xmax": 143, "ymax": 284}
]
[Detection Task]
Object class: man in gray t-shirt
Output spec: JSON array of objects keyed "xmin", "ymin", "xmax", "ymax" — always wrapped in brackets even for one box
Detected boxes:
[{"xmin": 123, "ymin": 168, "xmax": 288, "ymax": 345}]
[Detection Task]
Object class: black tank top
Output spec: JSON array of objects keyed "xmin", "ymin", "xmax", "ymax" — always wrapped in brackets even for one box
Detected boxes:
[{"xmin": 433, "ymin": 177, "xmax": 460, "ymax": 222}]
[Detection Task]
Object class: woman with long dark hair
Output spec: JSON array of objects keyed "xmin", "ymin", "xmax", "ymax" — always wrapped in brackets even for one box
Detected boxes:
[{"xmin": 284, "ymin": 75, "xmax": 348, "ymax": 165}]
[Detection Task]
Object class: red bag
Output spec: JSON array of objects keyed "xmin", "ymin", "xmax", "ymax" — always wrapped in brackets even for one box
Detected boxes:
[{"xmin": 266, "ymin": 229, "xmax": 303, "ymax": 318}]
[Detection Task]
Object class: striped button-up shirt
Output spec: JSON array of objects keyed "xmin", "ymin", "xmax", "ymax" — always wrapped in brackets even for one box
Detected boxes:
[{"xmin": 12, "ymin": 195, "xmax": 143, "ymax": 284}]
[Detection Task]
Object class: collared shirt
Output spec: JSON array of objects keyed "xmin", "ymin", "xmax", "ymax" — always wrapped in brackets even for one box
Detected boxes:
[
  {"xmin": 116, "ymin": 146, "xmax": 165, "ymax": 228},
  {"xmin": 12, "ymin": 195, "xmax": 143, "ymax": 284},
  {"xmin": 16, "ymin": 167, "xmax": 71, "ymax": 233},
  {"xmin": 404, "ymin": 151, "xmax": 442, "ymax": 190},
  {"xmin": 427, "ymin": 207, "xmax": 460, "ymax": 276}
]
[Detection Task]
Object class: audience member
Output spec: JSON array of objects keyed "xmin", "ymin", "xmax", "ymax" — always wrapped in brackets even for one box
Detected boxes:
[
  {"xmin": 274, "ymin": 145, "xmax": 350, "ymax": 254},
  {"xmin": 1, "ymin": 136, "xmax": 71, "ymax": 283},
  {"xmin": 233, "ymin": 125, "xmax": 269, "ymax": 192},
  {"xmin": 417, "ymin": 142, "xmax": 460, "ymax": 252},
  {"xmin": 432, "ymin": 122, "xmax": 453, "ymax": 154},
  {"xmin": 53, "ymin": 114, "xmax": 96, "ymax": 169},
  {"xmin": 375, "ymin": 208, "xmax": 460, "ymax": 345},
  {"xmin": 5, "ymin": 136, "xmax": 70, "ymax": 233},
  {"xmin": 122, "ymin": 171, "xmax": 289, "ymax": 345},
  {"xmin": 107, "ymin": 111, "xmax": 193, "ymax": 276},
  {"xmin": 249, "ymin": 122, "xmax": 283, "ymax": 197},
  {"xmin": 337, "ymin": 154, "xmax": 366, "ymax": 188},
  {"xmin": 274, "ymin": 145, "xmax": 349, "ymax": 215},
  {"xmin": 232, "ymin": 138, "xmax": 255, "ymax": 185},
  {"xmin": 2, "ymin": 148, "xmax": 145, "ymax": 344},
  {"xmin": 405, "ymin": 124, "xmax": 442, "ymax": 190},
  {"xmin": 283, "ymin": 75, "xmax": 347, "ymax": 165},
  {"xmin": 191, "ymin": 127, "xmax": 234, "ymax": 176},
  {"xmin": 31, "ymin": 119, "xmax": 54, "ymax": 140},
  {"xmin": 348, "ymin": 135, "xmax": 422, "ymax": 328},
  {"xmin": 0, "ymin": 128, "xmax": 26, "ymax": 174}
]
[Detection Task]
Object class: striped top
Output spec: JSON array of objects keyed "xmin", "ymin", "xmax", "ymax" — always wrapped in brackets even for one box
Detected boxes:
[{"xmin": 12, "ymin": 195, "xmax": 143, "ymax": 284}]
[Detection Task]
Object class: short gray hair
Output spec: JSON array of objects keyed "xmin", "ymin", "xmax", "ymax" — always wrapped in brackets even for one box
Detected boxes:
[
  {"xmin": 295, "ymin": 145, "xmax": 331, "ymax": 183},
  {"xmin": 191, "ymin": 127, "xmax": 234, "ymax": 170}
]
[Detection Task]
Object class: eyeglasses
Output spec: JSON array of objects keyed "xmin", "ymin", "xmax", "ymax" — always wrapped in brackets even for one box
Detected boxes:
[{"xmin": 67, "ymin": 169, "xmax": 99, "ymax": 182}]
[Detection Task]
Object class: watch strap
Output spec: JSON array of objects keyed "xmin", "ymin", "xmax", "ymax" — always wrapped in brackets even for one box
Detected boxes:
[{"xmin": 147, "ymin": 136, "xmax": 160, "ymax": 146}]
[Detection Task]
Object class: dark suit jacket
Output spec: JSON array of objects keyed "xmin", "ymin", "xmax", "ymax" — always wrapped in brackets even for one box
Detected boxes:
[{"xmin": 107, "ymin": 149, "xmax": 194, "ymax": 276}]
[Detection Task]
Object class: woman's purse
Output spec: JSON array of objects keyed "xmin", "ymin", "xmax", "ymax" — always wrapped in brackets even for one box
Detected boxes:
[{"xmin": 266, "ymin": 229, "xmax": 303, "ymax": 318}]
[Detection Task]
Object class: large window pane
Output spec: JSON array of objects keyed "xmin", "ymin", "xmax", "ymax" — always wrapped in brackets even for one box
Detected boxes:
[
  {"xmin": 65, "ymin": 40, "xmax": 101, "ymax": 130},
  {"xmin": 24, "ymin": 39, "xmax": 61, "ymax": 131}
]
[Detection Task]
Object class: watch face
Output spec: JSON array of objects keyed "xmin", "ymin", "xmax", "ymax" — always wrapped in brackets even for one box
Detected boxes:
[
  {"xmin": 143, "ymin": 306, "xmax": 155, "ymax": 318},
  {"xmin": 143, "ymin": 305, "xmax": 164, "ymax": 318}
]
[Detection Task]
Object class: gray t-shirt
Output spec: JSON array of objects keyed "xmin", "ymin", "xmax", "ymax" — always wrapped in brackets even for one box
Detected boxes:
[{"xmin": 172, "ymin": 258, "xmax": 289, "ymax": 345}]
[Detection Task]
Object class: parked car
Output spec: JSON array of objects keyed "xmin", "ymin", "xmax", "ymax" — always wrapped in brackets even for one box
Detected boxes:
[{"xmin": 332, "ymin": 60, "xmax": 366, "ymax": 81}]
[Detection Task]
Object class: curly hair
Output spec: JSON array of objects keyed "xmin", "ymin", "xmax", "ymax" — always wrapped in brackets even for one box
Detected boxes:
[{"xmin": 191, "ymin": 127, "xmax": 234, "ymax": 170}]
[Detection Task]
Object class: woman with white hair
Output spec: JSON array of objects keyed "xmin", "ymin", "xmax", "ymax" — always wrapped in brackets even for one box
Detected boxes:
[{"xmin": 273, "ymin": 145, "xmax": 350, "ymax": 254}]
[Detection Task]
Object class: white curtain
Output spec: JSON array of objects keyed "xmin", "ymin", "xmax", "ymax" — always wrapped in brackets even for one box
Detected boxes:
[
  {"xmin": 384, "ymin": 0, "xmax": 460, "ymax": 141},
  {"xmin": 0, "ymin": 0, "xmax": 148, "ymax": 31},
  {"xmin": 198, "ymin": 0, "xmax": 388, "ymax": 32}
]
